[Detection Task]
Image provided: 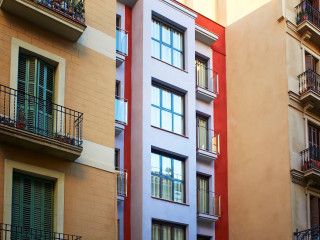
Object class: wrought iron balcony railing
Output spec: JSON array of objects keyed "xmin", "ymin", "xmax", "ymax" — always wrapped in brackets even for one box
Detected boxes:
[
  {"xmin": 197, "ymin": 189, "xmax": 221, "ymax": 217},
  {"xmin": 301, "ymin": 146, "xmax": 320, "ymax": 171},
  {"xmin": 294, "ymin": 226, "xmax": 320, "ymax": 240},
  {"xmin": 34, "ymin": 0, "xmax": 85, "ymax": 24},
  {"xmin": 296, "ymin": 0, "xmax": 320, "ymax": 29},
  {"xmin": 0, "ymin": 84, "xmax": 83, "ymax": 147},
  {"xmin": 299, "ymin": 69, "xmax": 320, "ymax": 95},
  {"xmin": 196, "ymin": 125, "xmax": 220, "ymax": 155},
  {"xmin": 0, "ymin": 223, "xmax": 82, "ymax": 240},
  {"xmin": 115, "ymin": 96, "xmax": 128, "ymax": 125},
  {"xmin": 116, "ymin": 27, "xmax": 128, "ymax": 56},
  {"xmin": 116, "ymin": 168, "xmax": 127, "ymax": 197},
  {"xmin": 195, "ymin": 63, "xmax": 219, "ymax": 94}
]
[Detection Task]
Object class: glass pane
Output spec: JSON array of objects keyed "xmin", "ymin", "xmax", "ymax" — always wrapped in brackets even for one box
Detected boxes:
[
  {"xmin": 172, "ymin": 31, "xmax": 183, "ymax": 50},
  {"xmin": 152, "ymin": 86, "xmax": 160, "ymax": 106},
  {"xmin": 173, "ymin": 160, "xmax": 183, "ymax": 180},
  {"xmin": 151, "ymin": 153, "xmax": 160, "ymax": 174},
  {"xmin": 161, "ymin": 44, "xmax": 172, "ymax": 64},
  {"xmin": 152, "ymin": 20, "xmax": 160, "ymax": 40},
  {"xmin": 173, "ymin": 115, "xmax": 183, "ymax": 135},
  {"xmin": 152, "ymin": 40, "xmax": 160, "ymax": 59},
  {"xmin": 151, "ymin": 106, "xmax": 160, "ymax": 128},
  {"xmin": 162, "ymin": 156, "xmax": 172, "ymax": 176},
  {"xmin": 198, "ymin": 124, "xmax": 208, "ymax": 151},
  {"xmin": 151, "ymin": 175, "xmax": 160, "ymax": 198},
  {"xmin": 152, "ymin": 224, "xmax": 161, "ymax": 240},
  {"xmin": 162, "ymin": 89, "xmax": 172, "ymax": 110},
  {"xmin": 174, "ymin": 181, "xmax": 184, "ymax": 203},
  {"xmin": 199, "ymin": 188, "xmax": 209, "ymax": 214},
  {"xmin": 173, "ymin": 50, "xmax": 183, "ymax": 69},
  {"xmin": 173, "ymin": 94, "xmax": 182, "ymax": 114},
  {"xmin": 173, "ymin": 228, "xmax": 184, "ymax": 240},
  {"xmin": 162, "ymin": 25, "xmax": 171, "ymax": 45},
  {"xmin": 162, "ymin": 110, "xmax": 172, "ymax": 131},
  {"xmin": 162, "ymin": 225, "xmax": 172, "ymax": 240},
  {"xmin": 161, "ymin": 178, "xmax": 173, "ymax": 201}
]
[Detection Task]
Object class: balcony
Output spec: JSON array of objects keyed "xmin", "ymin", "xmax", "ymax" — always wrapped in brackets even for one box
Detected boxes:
[
  {"xmin": 116, "ymin": 168, "xmax": 127, "ymax": 201},
  {"xmin": 0, "ymin": 0, "xmax": 86, "ymax": 41},
  {"xmin": 0, "ymin": 84, "xmax": 83, "ymax": 161},
  {"xmin": 295, "ymin": 1, "xmax": 320, "ymax": 47},
  {"xmin": 298, "ymin": 69, "xmax": 320, "ymax": 114},
  {"xmin": 197, "ymin": 189, "xmax": 221, "ymax": 221},
  {"xmin": 195, "ymin": 63, "xmax": 219, "ymax": 103},
  {"xmin": 115, "ymin": 96, "xmax": 127, "ymax": 135},
  {"xmin": 300, "ymin": 146, "xmax": 320, "ymax": 182},
  {"xmin": 294, "ymin": 226, "xmax": 320, "ymax": 239},
  {"xmin": 196, "ymin": 125, "xmax": 220, "ymax": 162},
  {"xmin": 0, "ymin": 223, "xmax": 81, "ymax": 239},
  {"xmin": 116, "ymin": 27, "xmax": 128, "ymax": 67}
]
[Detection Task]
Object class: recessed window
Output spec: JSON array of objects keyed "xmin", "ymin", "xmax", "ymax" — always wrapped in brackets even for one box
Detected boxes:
[
  {"xmin": 151, "ymin": 18, "xmax": 184, "ymax": 69},
  {"xmin": 151, "ymin": 152, "xmax": 185, "ymax": 203},
  {"xmin": 152, "ymin": 221, "xmax": 185, "ymax": 240},
  {"xmin": 151, "ymin": 85, "xmax": 184, "ymax": 135}
]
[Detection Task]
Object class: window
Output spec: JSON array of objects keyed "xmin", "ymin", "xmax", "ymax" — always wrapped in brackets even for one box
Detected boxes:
[
  {"xmin": 151, "ymin": 152, "xmax": 185, "ymax": 203},
  {"xmin": 310, "ymin": 195, "xmax": 320, "ymax": 227},
  {"xmin": 197, "ymin": 175, "xmax": 209, "ymax": 214},
  {"xmin": 152, "ymin": 18, "xmax": 184, "ymax": 69},
  {"xmin": 151, "ymin": 85, "xmax": 184, "ymax": 135},
  {"xmin": 195, "ymin": 57, "xmax": 209, "ymax": 89},
  {"xmin": 197, "ymin": 236, "xmax": 211, "ymax": 240},
  {"xmin": 115, "ymin": 81, "xmax": 120, "ymax": 97},
  {"xmin": 11, "ymin": 172, "xmax": 54, "ymax": 235},
  {"xmin": 17, "ymin": 54, "xmax": 55, "ymax": 136},
  {"xmin": 115, "ymin": 148, "xmax": 120, "ymax": 168},
  {"xmin": 152, "ymin": 221, "xmax": 185, "ymax": 240},
  {"xmin": 197, "ymin": 115, "xmax": 209, "ymax": 151}
]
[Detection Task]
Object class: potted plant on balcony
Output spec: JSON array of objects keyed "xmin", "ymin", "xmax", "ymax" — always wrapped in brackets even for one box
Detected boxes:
[
  {"xmin": 299, "ymin": 11, "xmax": 310, "ymax": 21},
  {"xmin": 74, "ymin": 0, "xmax": 85, "ymax": 22},
  {"xmin": 16, "ymin": 108, "xmax": 26, "ymax": 130}
]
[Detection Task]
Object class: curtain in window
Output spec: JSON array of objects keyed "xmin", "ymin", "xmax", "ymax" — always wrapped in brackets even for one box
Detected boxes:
[
  {"xmin": 196, "ymin": 60, "xmax": 207, "ymax": 89},
  {"xmin": 162, "ymin": 110, "xmax": 172, "ymax": 131},
  {"xmin": 162, "ymin": 226, "xmax": 171, "ymax": 240},
  {"xmin": 198, "ymin": 119, "xmax": 208, "ymax": 151},
  {"xmin": 161, "ymin": 178, "xmax": 172, "ymax": 200},
  {"xmin": 198, "ymin": 178, "xmax": 209, "ymax": 214},
  {"xmin": 173, "ymin": 228, "xmax": 184, "ymax": 240},
  {"xmin": 152, "ymin": 224, "xmax": 161, "ymax": 240}
]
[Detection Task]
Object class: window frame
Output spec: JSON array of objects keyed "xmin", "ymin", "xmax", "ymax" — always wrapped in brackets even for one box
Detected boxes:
[
  {"xmin": 152, "ymin": 220, "xmax": 186, "ymax": 240},
  {"xmin": 151, "ymin": 152, "xmax": 185, "ymax": 203},
  {"xmin": 151, "ymin": 17, "xmax": 185, "ymax": 69},
  {"xmin": 151, "ymin": 84, "xmax": 185, "ymax": 135}
]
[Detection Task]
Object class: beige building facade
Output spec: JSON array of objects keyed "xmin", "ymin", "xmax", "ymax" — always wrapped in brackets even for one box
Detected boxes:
[{"xmin": 0, "ymin": 0, "xmax": 118, "ymax": 239}]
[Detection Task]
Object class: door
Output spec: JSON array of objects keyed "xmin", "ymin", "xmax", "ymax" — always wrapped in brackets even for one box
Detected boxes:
[
  {"xmin": 195, "ymin": 57, "xmax": 208, "ymax": 89},
  {"xmin": 17, "ymin": 54, "xmax": 55, "ymax": 137},
  {"xmin": 197, "ymin": 116, "xmax": 208, "ymax": 151},
  {"xmin": 197, "ymin": 175, "xmax": 209, "ymax": 214}
]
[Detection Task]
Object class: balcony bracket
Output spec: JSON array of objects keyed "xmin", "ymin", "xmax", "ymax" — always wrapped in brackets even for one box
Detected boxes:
[
  {"xmin": 304, "ymin": 101, "xmax": 314, "ymax": 111},
  {"xmin": 302, "ymin": 31, "xmax": 312, "ymax": 41}
]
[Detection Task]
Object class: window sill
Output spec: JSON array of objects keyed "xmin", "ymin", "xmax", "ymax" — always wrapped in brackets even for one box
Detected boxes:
[
  {"xmin": 151, "ymin": 196, "xmax": 189, "ymax": 206},
  {"xmin": 151, "ymin": 57, "xmax": 188, "ymax": 73},
  {"xmin": 151, "ymin": 125, "xmax": 189, "ymax": 139}
]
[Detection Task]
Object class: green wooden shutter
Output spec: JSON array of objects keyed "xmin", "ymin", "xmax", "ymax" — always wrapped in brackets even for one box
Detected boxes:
[
  {"xmin": 11, "ymin": 173, "xmax": 54, "ymax": 238},
  {"xmin": 37, "ymin": 60, "xmax": 54, "ymax": 137}
]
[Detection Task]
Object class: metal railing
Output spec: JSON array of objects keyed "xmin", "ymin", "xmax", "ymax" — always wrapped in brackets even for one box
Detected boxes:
[
  {"xmin": 195, "ymin": 63, "xmax": 219, "ymax": 94},
  {"xmin": 196, "ymin": 125, "xmax": 220, "ymax": 155},
  {"xmin": 299, "ymin": 69, "xmax": 320, "ymax": 95},
  {"xmin": 116, "ymin": 27, "xmax": 128, "ymax": 56},
  {"xmin": 294, "ymin": 226, "xmax": 320, "ymax": 240},
  {"xmin": 34, "ymin": 0, "xmax": 85, "ymax": 24},
  {"xmin": 296, "ymin": 0, "xmax": 320, "ymax": 29},
  {"xmin": 115, "ymin": 96, "xmax": 128, "ymax": 125},
  {"xmin": 301, "ymin": 146, "xmax": 320, "ymax": 171},
  {"xmin": 0, "ymin": 223, "xmax": 82, "ymax": 240},
  {"xmin": 197, "ymin": 189, "xmax": 221, "ymax": 217},
  {"xmin": 0, "ymin": 84, "xmax": 83, "ymax": 147},
  {"xmin": 116, "ymin": 168, "xmax": 127, "ymax": 197}
]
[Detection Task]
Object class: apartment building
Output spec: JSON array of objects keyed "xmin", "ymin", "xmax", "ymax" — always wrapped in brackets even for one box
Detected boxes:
[
  {"xmin": 225, "ymin": 0, "xmax": 320, "ymax": 239},
  {"xmin": 0, "ymin": 0, "xmax": 118, "ymax": 239},
  {"xmin": 115, "ymin": 0, "xmax": 227, "ymax": 239}
]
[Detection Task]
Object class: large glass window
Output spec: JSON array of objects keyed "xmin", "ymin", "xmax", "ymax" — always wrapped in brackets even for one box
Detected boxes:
[
  {"xmin": 151, "ymin": 85, "xmax": 184, "ymax": 135},
  {"xmin": 152, "ymin": 221, "xmax": 185, "ymax": 240},
  {"xmin": 152, "ymin": 18, "xmax": 184, "ymax": 69},
  {"xmin": 151, "ymin": 153, "xmax": 185, "ymax": 203}
]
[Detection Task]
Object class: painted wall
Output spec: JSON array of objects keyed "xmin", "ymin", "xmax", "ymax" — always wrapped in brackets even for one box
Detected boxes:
[{"xmin": 225, "ymin": 0, "xmax": 292, "ymax": 239}]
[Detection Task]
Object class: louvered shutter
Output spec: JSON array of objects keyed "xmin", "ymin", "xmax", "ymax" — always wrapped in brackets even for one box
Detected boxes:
[
  {"xmin": 11, "ymin": 173, "xmax": 54, "ymax": 239},
  {"xmin": 311, "ymin": 195, "xmax": 320, "ymax": 227},
  {"xmin": 306, "ymin": 55, "xmax": 316, "ymax": 71},
  {"xmin": 17, "ymin": 55, "xmax": 37, "ymax": 133},
  {"xmin": 37, "ymin": 60, "xmax": 54, "ymax": 137}
]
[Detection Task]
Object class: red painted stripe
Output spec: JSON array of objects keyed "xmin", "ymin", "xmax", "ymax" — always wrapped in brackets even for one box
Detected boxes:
[
  {"xmin": 196, "ymin": 16, "xmax": 228, "ymax": 240},
  {"xmin": 124, "ymin": 6, "xmax": 132, "ymax": 240}
]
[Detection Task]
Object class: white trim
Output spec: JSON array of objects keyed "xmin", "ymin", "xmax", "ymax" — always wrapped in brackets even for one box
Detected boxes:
[
  {"xmin": 158, "ymin": 0, "xmax": 197, "ymax": 19},
  {"xmin": 4, "ymin": 159, "xmax": 65, "ymax": 233}
]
